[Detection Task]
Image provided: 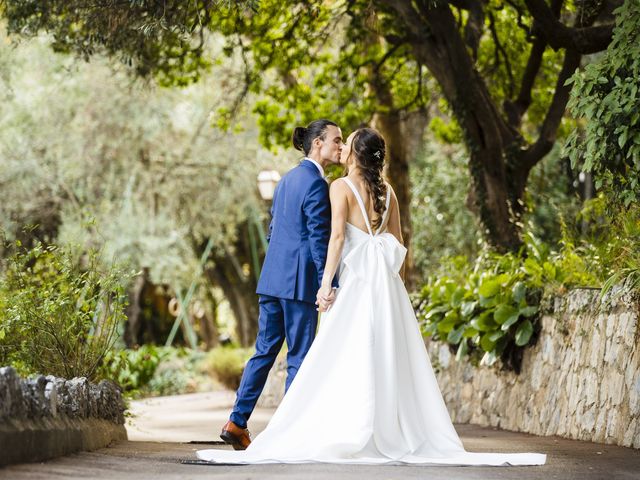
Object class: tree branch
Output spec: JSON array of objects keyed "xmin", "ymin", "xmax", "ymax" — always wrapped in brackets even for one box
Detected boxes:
[
  {"xmin": 504, "ymin": 0, "xmax": 563, "ymax": 128},
  {"xmin": 521, "ymin": 48, "xmax": 581, "ymax": 170},
  {"xmin": 487, "ymin": 9, "xmax": 514, "ymax": 97},
  {"xmin": 524, "ymin": 0, "xmax": 614, "ymax": 53},
  {"xmin": 463, "ymin": 0, "xmax": 485, "ymax": 60},
  {"xmin": 521, "ymin": 0, "xmax": 611, "ymax": 169}
]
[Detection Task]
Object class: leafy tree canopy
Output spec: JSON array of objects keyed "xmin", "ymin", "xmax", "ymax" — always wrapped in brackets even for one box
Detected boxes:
[
  {"xmin": 0, "ymin": 31, "xmax": 289, "ymax": 287},
  {"xmin": 565, "ymin": 0, "xmax": 640, "ymax": 209},
  {"xmin": 1, "ymin": 0, "xmax": 621, "ymax": 251}
]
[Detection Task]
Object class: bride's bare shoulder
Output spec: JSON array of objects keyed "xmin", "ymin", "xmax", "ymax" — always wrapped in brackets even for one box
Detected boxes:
[{"xmin": 329, "ymin": 177, "xmax": 350, "ymax": 194}]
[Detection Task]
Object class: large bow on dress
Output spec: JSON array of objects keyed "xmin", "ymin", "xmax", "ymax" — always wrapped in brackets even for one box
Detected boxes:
[{"xmin": 343, "ymin": 233, "xmax": 407, "ymax": 281}]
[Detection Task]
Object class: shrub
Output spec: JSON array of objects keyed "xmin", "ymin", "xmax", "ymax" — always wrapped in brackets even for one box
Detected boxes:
[
  {"xmin": 99, "ymin": 344, "xmax": 167, "ymax": 393},
  {"xmin": 414, "ymin": 231, "xmax": 599, "ymax": 372},
  {"xmin": 0, "ymin": 239, "xmax": 131, "ymax": 381},
  {"xmin": 206, "ymin": 346, "xmax": 254, "ymax": 390},
  {"xmin": 145, "ymin": 348, "xmax": 209, "ymax": 396},
  {"xmin": 564, "ymin": 0, "xmax": 640, "ymax": 209}
]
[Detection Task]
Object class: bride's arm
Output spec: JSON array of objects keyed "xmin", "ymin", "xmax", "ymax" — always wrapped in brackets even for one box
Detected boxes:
[
  {"xmin": 386, "ymin": 186, "xmax": 405, "ymax": 281},
  {"xmin": 317, "ymin": 180, "xmax": 349, "ymax": 311}
]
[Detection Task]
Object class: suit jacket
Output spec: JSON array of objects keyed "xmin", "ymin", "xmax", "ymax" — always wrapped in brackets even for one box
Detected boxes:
[{"xmin": 256, "ymin": 159, "xmax": 334, "ymax": 304}]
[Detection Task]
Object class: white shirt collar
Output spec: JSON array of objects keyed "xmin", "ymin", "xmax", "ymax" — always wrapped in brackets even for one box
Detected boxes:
[{"xmin": 304, "ymin": 157, "xmax": 324, "ymax": 177}]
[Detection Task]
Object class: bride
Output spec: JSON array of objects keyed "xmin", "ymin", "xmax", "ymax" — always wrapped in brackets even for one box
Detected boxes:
[{"xmin": 197, "ymin": 128, "xmax": 546, "ymax": 466}]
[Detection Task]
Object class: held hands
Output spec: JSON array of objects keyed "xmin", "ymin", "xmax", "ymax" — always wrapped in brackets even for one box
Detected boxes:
[{"xmin": 315, "ymin": 284, "xmax": 337, "ymax": 312}]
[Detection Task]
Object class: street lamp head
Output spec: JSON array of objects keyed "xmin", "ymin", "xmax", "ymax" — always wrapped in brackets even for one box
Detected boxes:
[{"xmin": 257, "ymin": 170, "xmax": 281, "ymax": 200}]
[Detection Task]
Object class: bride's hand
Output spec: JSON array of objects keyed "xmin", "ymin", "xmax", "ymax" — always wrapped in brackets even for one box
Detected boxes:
[{"xmin": 316, "ymin": 285, "xmax": 336, "ymax": 312}]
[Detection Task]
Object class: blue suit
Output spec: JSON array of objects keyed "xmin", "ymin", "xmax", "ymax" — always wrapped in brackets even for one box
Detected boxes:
[{"xmin": 230, "ymin": 159, "xmax": 334, "ymax": 429}]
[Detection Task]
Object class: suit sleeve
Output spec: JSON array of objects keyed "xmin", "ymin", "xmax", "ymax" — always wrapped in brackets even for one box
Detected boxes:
[{"xmin": 302, "ymin": 178, "xmax": 332, "ymax": 287}]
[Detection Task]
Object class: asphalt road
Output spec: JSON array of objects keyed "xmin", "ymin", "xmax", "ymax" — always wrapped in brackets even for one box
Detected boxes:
[{"xmin": 1, "ymin": 391, "xmax": 638, "ymax": 479}]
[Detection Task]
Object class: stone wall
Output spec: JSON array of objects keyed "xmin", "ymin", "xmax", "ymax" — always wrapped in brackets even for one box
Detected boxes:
[
  {"xmin": 0, "ymin": 367, "xmax": 127, "ymax": 466},
  {"xmin": 258, "ymin": 287, "xmax": 640, "ymax": 448},
  {"xmin": 428, "ymin": 287, "xmax": 640, "ymax": 449}
]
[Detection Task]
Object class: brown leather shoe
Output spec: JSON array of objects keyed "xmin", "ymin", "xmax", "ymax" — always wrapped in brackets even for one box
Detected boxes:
[{"xmin": 220, "ymin": 420, "xmax": 252, "ymax": 450}]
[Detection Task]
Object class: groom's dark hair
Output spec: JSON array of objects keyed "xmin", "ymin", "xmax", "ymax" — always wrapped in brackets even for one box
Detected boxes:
[{"xmin": 292, "ymin": 119, "xmax": 338, "ymax": 155}]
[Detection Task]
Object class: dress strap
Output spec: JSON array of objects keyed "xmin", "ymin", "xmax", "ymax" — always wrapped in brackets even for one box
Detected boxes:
[
  {"xmin": 376, "ymin": 185, "xmax": 392, "ymax": 235},
  {"xmin": 342, "ymin": 177, "xmax": 373, "ymax": 236}
]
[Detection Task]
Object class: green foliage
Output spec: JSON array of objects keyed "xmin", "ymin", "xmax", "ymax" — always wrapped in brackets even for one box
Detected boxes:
[
  {"xmin": 215, "ymin": 0, "xmax": 430, "ymax": 149},
  {"xmin": 101, "ymin": 346, "xmax": 224, "ymax": 398},
  {"xmin": 410, "ymin": 139, "xmax": 586, "ymax": 284},
  {"xmin": 565, "ymin": 0, "xmax": 640, "ymax": 208},
  {"xmin": 99, "ymin": 344, "xmax": 167, "ymax": 393},
  {"xmin": 2, "ymin": 0, "xmax": 258, "ymax": 85},
  {"xmin": 145, "ymin": 347, "xmax": 211, "ymax": 396},
  {"xmin": 414, "ymin": 231, "xmax": 598, "ymax": 370},
  {"xmin": 206, "ymin": 345, "xmax": 254, "ymax": 390},
  {"xmin": 0, "ymin": 30, "xmax": 289, "ymax": 290},
  {"xmin": 0, "ymin": 238, "xmax": 131, "ymax": 381},
  {"xmin": 473, "ymin": 0, "xmax": 564, "ymax": 141},
  {"xmin": 577, "ymin": 196, "xmax": 640, "ymax": 300},
  {"xmin": 410, "ymin": 142, "xmax": 479, "ymax": 281},
  {"xmin": 522, "ymin": 144, "xmax": 585, "ymax": 247}
]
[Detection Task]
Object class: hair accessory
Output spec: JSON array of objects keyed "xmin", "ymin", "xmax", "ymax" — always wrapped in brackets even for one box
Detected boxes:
[{"xmin": 373, "ymin": 150, "xmax": 381, "ymax": 159}]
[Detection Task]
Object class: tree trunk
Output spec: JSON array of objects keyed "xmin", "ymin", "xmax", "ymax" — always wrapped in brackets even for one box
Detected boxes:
[
  {"xmin": 382, "ymin": 0, "xmax": 589, "ymax": 252},
  {"xmin": 365, "ymin": 28, "xmax": 429, "ymax": 288},
  {"xmin": 204, "ymin": 256, "xmax": 259, "ymax": 347},
  {"xmin": 372, "ymin": 109, "xmax": 428, "ymax": 289},
  {"xmin": 198, "ymin": 223, "xmax": 260, "ymax": 347}
]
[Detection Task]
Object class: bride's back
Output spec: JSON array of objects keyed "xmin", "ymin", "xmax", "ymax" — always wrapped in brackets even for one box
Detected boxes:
[{"xmin": 342, "ymin": 175, "xmax": 388, "ymax": 235}]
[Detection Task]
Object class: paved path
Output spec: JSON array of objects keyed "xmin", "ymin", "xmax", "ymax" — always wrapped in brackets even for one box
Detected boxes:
[{"xmin": 1, "ymin": 391, "xmax": 639, "ymax": 479}]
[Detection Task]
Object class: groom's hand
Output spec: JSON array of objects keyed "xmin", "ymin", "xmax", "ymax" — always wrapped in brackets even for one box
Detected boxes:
[{"xmin": 316, "ymin": 286, "xmax": 337, "ymax": 312}]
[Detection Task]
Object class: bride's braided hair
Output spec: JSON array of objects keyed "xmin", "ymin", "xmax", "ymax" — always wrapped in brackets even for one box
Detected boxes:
[{"xmin": 348, "ymin": 128, "xmax": 387, "ymax": 230}]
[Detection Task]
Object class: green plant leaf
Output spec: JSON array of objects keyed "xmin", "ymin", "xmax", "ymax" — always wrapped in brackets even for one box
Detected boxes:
[
  {"xmin": 512, "ymin": 281, "xmax": 526, "ymax": 303},
  {"xmin": 493, "ymin": 304, "xmax": 518, "ymax": 324},
  {"xmin": 519, "ymin": 305, "xmax": 538, "ymax": 317},
  {"xmin": 425, "ymin": 305, "xmax": 448, "ymax": 319},
  {"xmin": 481, "ymin": 351, "xmax": 499, "ymax": 366},
  {"xmin": 463, "ymin": 326, "xmax": 479, "ymax": 338},
  {"xmin": 455, "ymin": 340, "xmax": 468, "ymax": 361},
  {"xmin": 515, "ymin": 319, "xmax": 534, "ymax": 346},
  {"xmin": 451, "ymin": 287, "xmax": 465, "ymax": 307},
  {"xmin": 501, "ymin": 312, "xmax": 521, "ymax": 331},
  {"xmin": 478, "ymin": 276, "xmax": 505, "ymax": 297},
  {"xmin": 480, "ymin": 332, "xmax": 497, "ymax": 352},
  {"xmin": 470, "ymin": 310, "xmax": 496, "ymax": 332},
  {"xmin": 422, "ymin": 322, "xmax": 438, "ymax": 336},
  {"xmin": 447, "ymin": 324, "xmax": 465, "ymax": 344},
  {"xmin": 437, "ymin": 310, "xmax": 460, "ymax": 334},
  {"xmin": 460, "ymin": 300, "xmax": 477, "ymax": 318},
  {"xmin": 488, "ymin": 330, "xmax": 506, "ymax": 342}
]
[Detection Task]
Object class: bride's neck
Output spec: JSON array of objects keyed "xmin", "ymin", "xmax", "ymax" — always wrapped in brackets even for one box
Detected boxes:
[{"xmin": 347, "ymin": 165, "xmax": 364, "ymax": 178}]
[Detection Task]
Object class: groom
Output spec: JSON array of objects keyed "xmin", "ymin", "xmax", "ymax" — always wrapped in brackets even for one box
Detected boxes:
[{"xmin": 220, "ymin": 119, "xmax": 343, "ymax": 450}]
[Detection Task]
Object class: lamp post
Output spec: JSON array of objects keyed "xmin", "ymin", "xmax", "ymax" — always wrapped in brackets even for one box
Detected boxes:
[
  {"xmin": 247, "ymin": 170, "xmax": 281, "ymax": 282},
  {"xmin": 257, "ymin": 170, "xmax": 281, "ymax": 201}
]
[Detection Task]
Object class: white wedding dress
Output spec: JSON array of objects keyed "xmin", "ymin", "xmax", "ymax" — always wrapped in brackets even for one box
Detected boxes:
[{"xmin": 197, "ymin": 178, "xmax": 546, "ymax": 466}]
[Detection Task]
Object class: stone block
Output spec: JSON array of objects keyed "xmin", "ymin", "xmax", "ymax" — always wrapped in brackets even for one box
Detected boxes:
[
  {"xmin": 65, "ymin": 377, "xmax": 90, "ymax": 418},
  {"xmin": 20, "ymin": 375, "xmax": 48, "ymax": 418},
  {"xmin": 44, "ymin": 377, "xmax": 58, "ymax": 417},
  {"xmin": 438, "ymin": 344, "xmax": 451, "ymax": 369},
  {"xmin": 0, "ymin": 366, "xmax": 24, "ymax": 419},
  {"xmin": 581, "ymin": 405, "xmax": 597, "ymax": 433},
  {"xmin": 629, "ymin": 374, "xmax": 640, "ymax": 413}
]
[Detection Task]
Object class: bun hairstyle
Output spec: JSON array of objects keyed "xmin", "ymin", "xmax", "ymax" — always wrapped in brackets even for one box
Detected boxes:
[
  {"xmin": 348, "ymin": 127, "xmax": 388, "ymax": 230},
  {"xmin": 292, "ymin": 119, "xmax": 338, "ymax": 156}
]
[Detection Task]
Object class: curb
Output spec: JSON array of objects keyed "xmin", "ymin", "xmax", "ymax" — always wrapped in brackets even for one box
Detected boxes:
[{"xmin": 0, "ymin": 417, "xmax": 127, "ymax": 466}]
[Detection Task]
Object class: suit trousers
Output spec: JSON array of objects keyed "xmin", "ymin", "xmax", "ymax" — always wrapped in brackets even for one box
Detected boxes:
[{"xmin": 230, "ymin": 294, "xmax": 318, "ymax": 429}]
